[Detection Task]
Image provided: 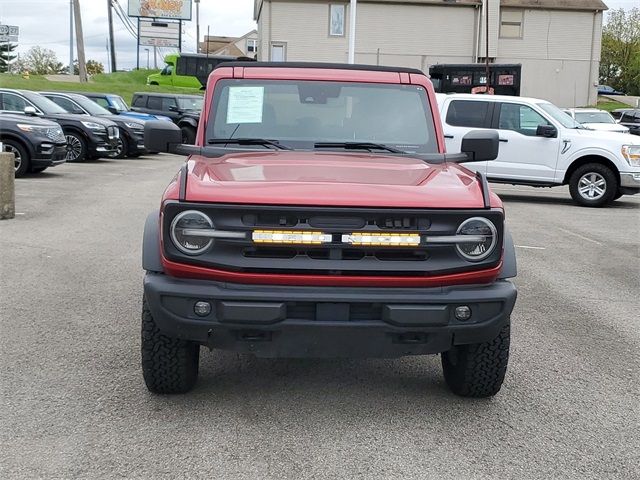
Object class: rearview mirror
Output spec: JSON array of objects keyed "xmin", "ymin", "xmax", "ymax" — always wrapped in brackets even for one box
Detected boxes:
[
  {"xmin": 24, "ymin": 106, "xmax": 38, "ymax": 116},
  {"xmin": 460, "ymin": 130, "xmax": 499, "ymax": 162},
  {"xmin": 536, "ymin": 125, "xmax": 557, "ymax": 138},
  {"xmin": 144, "ymin": 120, "xmax": 183, "ymax": 153}
]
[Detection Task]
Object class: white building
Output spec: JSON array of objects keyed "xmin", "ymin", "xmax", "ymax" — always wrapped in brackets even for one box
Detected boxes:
[{"xmin": 253, "ymin": 0, "xmax": 607, "ymax": 107}]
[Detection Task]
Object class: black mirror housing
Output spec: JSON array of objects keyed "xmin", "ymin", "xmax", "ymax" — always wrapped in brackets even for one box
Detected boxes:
[
  {"xmin": 460, "ymin": 130, "xmax": 499, "ymax": 162},
  {"xmin": 107, "ymin": 106, "xmax": 119, "ymax": 114},
  {"xmin": 536, "ymin": 125, "xmax": 558, "ymax": 138},
  {"xmin": 144, "ymin": 120, "xmax": 183, "ymax": 153}
]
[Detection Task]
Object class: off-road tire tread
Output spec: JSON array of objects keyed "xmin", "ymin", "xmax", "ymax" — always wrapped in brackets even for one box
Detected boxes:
[
  {"xmin": 442, "ymin": 323, "xmax": 510, "ymax": 398},
  {"xmin": 568, "ymin": 163, "xmax": 618, "ymax": 207},
  {"xmin": 141, "ymin": 298, "xmax": 199, "ymax": 394}
]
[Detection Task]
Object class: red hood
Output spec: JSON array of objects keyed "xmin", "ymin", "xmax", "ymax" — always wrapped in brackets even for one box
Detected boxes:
[{"xmin": 183, "ymin": 151, "xmax": 499, "ymax": 209}]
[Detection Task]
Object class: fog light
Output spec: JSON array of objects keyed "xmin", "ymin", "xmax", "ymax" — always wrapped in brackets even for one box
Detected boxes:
[
  {"xmin": 194, "ymin": 301, "xmax": 211, "ymax": 317},
  {"xmin": 454, "ymin": 306, "xmax": 472, "ymax": 321}
]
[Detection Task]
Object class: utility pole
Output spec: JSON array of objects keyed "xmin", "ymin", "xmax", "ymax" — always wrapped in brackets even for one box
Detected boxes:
[
  {"xmin": 484, "ymin": 0, "xmax": 490, "ymax": 93},
  {"xmin": 69, "ymin": 0, "xmax": 74, "ymax": 75},
  {"xmin": 348, "ymin": 0, "xmax": 357, "ymax": 64},
  {"xmin": 72, "ymin": 0, "xmax": 88, "ymax": 82},
  {"xmin": 107, "ymin": 0, "xmax": 116, "ymax": 73},
  {"xmin": 195, "ymin": 0, "xmax": 200, "ymax": 53}
]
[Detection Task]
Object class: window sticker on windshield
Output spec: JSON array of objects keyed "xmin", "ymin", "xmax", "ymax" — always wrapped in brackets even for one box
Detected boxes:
[{"xmin": 227, "ymin": 86, "xmax": 264, "ymax": 124}]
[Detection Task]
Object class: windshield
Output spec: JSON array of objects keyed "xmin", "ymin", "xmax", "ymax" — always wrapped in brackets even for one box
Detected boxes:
[
  {"xmin": 208, "ymin": 80, "xmax": 436, "ymax": 152},
  {"xmin": 22, "ymin": 91, "xmax": 68, "ymax": 114},
  {"xmin": 71, "ymin": 95, "xmax": 111, "ymax": 116},
  {"xmin": 574, "ymin": 111, "xmax": 615, "ymax": 124},
  {"xmin": 538, "ymin": 102, "xmax": 582, "ymax": 129},
  {"xmin": 178, "ymin": 97, "xmax": 203, "ymax": 111},
  {"xmin": 110, "ymin": 96, "xmax": 129, "ymax": 112}
]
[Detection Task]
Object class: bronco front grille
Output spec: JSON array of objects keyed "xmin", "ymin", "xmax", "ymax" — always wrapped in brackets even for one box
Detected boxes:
[{"xmin": 162, "ymin": 203, "xmax": 504, "ymax": 277}]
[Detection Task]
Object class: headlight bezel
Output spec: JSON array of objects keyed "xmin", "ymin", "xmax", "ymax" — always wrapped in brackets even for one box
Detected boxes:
[
  {"xmin": 621, "ymin": 145, "xmax": 640, "ymax": 167},
  {"xmin": 455, "ymin": 217, "xmax": 498, "ymax": 262},
  {"xmin": 16, "ymin": 123, "xmax": 50, "ymax": 134},
  {"xmin": 170, "ymin": 210, "xmax": 214, "ymax": 256}
]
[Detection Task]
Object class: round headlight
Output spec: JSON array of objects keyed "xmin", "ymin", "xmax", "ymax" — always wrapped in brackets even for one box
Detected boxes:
[
  {"xmin": 170, "ymin": 210, "xmax": 213, "ymax": 255},
  {"xmin": 455, "ymin": 217, "xmax": 497, "ymax": 261}
]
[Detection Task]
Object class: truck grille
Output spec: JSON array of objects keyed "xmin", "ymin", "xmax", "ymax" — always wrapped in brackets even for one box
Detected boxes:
[
  {"xmin": 162, "ymin": 203, "xmax": 504, "ymax": 277},
  {"xmin": 107, "ymin": 126, "xmax": 119, "ymax": 139}
]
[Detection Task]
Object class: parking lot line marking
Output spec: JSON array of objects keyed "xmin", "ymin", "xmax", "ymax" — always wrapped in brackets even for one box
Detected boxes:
[
  {"xmin": 515, "ymin": 245, "xmax": 546, "ymax": 250},
  {"xmin": 557, "ymin": 227, "xmax": 603, "ymax": 246}
]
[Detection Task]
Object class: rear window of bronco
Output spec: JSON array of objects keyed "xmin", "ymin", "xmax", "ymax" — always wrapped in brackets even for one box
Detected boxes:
[{"xmin": 207, "ymin": 80, "xmax": 437, "ymax": 153}]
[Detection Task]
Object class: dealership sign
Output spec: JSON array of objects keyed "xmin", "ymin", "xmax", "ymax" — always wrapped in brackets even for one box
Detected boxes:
[
  {"xmin": 128, "ymin": 0, "xmax": 192, "ymax": 20},
  {"xmin": 139, "ymin": 19, "xmax": 180, "ymax": 48}
]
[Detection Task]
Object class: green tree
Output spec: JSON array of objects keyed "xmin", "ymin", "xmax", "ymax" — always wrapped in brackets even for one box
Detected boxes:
[
  {"xmin": 0, "ymin": 42, "xmax": 17, "ymax": 73},
  {"xmin": 599, "ymin": 7, "xmax": 640, "ymax": 96},
  {"xmin": 19, "ymin": 46, "xmax": 66, "ymax": 75},
  {"xmin": 71, "ymin": 59, "xmax": 105, "ymax": 76}
]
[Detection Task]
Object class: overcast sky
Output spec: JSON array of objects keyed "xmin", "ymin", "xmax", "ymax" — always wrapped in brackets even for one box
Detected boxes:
[
  {"xmin": 0, "ymin": 0, "xmax": 636, "ymax": 72},
  {"xmin": 0, "ymin": 0, "xmax": 256, "ymax": 71}
]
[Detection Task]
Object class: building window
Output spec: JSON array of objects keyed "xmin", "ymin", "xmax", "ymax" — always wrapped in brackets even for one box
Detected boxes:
[
  {"xmin": 329, "ymin": 4, "xmax": 345, "ymax": 36},
  {"xmin": 247, "ymin": 39, "xmax": 257, "ymax": 53},
  {"xmin": 271, "ymin": 43, "xmax": 286, "ymax": 62},
  {"xmin": 500, "ymin": 9, "xmax": 523, "ymax": 38}
]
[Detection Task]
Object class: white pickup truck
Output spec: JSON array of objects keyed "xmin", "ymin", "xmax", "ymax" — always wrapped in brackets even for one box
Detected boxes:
[{"xmin": 437, "ymin": 94, "xmax": 640, "ymax": 207}]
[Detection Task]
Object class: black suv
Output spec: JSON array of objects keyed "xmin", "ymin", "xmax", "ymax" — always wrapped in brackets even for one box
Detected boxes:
[
  {"xmin": 611, "ymin": 108, "xmax": 640, "ymax": 136},
  {"xmin": 40, "ymin": 91, "xmax": 147, "ymax": 159},
  {"xmin": 131, "ymin": 92, "xmax": 202, "ymax": 144},
  {"xmin": 0, "ymin": 113, "xmax": 67, "ymax": 177},
  {"xmin": 0, "ymin": 89, "xmax": 119, "ymax": 162}
]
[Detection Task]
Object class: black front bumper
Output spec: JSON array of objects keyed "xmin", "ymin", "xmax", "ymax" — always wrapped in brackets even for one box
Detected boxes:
[
  {"xmin": 32, "ymin": 143, "xmax": 67, "ymax": 168},
  {"xmin": 144, "ymin": 273, "xmax": 517, "ymax": 358}
]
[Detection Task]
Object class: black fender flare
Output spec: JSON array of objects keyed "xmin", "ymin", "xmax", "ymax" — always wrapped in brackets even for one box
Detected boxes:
[
  {"xmin": 142, "ymin": 210, "xmax": 164, "ymax": 273},
  {"xmin": 499, "ymin": 227, "xmax": 517, "ymax": 279},
  {"xmin": 177, "ymin": 117, "xmax": 198, "ymax": 130}
]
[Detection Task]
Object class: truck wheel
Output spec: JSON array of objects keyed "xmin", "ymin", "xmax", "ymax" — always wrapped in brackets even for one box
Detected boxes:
[
  {"xmin": 65, "ymin": 132, "xmax": 87, "ymax": 162},
  {"xmin": 2, "ymin": 140, "xmax": 30, "ymax": 178},
  {"xmin": 613, "ymin": 190, "xmax": 623, "ymax": 201},
  {"xmin": 569, "ymin": 163, "xmax": 617, "ymax": 207},
  {"xmin": 441, "ymin": 323, "xmax": 510, "ymax": 398},
  {"xmin": 141, "ymin": 297, "xmax": 199, "ymax": 394},
  {"xmin": 181, "ymin": 126, "xmax": 196, "ymax": 144}
]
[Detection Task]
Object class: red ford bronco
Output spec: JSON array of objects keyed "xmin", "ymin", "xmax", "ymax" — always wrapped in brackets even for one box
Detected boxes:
[{"xmin": 142, "ymin": 62, "xmax": 517, "ymax": 397}]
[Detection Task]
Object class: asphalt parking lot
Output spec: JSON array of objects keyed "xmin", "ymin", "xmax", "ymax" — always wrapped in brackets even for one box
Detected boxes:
[{"xmin": 1, "ymin": 154, "xmax": 639, "ymax": 479}]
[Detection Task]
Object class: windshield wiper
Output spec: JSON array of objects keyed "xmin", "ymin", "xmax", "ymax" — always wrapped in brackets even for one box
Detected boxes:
[
  {"xmin": 208, "ymin": 138, "xmax": 292, "ymax": 150},
  {"xmin": 313, "ymin": 142, "xmax": 406, "ymax": 154}
]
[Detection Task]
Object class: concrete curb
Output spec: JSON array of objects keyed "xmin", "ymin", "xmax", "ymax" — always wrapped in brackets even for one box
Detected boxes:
[{"xmin": 0, "ymin": 152, "xmax": 16, "ymax": 220}]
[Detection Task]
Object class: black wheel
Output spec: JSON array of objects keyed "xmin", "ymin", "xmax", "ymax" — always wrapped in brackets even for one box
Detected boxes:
[
  {"xmin": 568, "ymin": 163, "xmax": 618, "ymax": 207},
  {"xmin": 612, "ymin": 190, "xmax": 623, "ymax": 201},
  {"xmin": 2, "ymin": 139, "xmax": 30, "ymax": 178},
  {"xmin": 181, "ymin": 126, "xmax": 196, "ymax": 144},
  {"xmin": 141, "ymin": 297, "xmax": 199, "ymax": 394},
  {"xmin": 65, "ymin": 132, "xmax": 88, "ymax": 162},
  {"xmin": 31, "ymin": 166, "xmax": 48, "ymax": 174},
  {"xmin": 442, "ymin": 323, "xmax": 510, "ymax": 398},
  {"xmin": 109, "ymin": 135, "xmax": 129, "ymax": 159}
]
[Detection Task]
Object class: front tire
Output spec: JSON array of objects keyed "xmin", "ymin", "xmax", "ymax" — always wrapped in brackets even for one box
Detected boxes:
[
  {"xmin": 2, "ymin": 140, "xmax": 29, "ymax": 178},
  {"xmin": 65, "ymin": 132, "xmax": 88, "ymax": 162},
  {"xmin": 442, "ymin": 323, "xmax": 510, "ymax": 398},
  {"xmin": 180, "ymin": 126, "xmax": 196, "ymax": 144},
  {"xmin": 569, "ymin": 163, "xmax": 618, "ymax": 207},
  {"xmin": 141, "ymin": 297, "xmax": 199, "ymax": 394},
  {"xmin": 109, "ymin": 136, "xmax": 129, "ymax": 159}
]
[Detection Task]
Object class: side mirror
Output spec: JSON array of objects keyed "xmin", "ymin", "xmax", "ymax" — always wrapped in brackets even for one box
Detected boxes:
[
  {"xmin": 24, "ymin": 106, "xmax": 38, "ymax": 116},
  {"xmin": 107, "ymin": 106, "xmax": 119, "ymax": 114},
  {"xmin": 168, "ymin": 105, "xmax": 180, "ymax": 112},
  {"xmin": 536, "ymin": 125, "xmax": 557, "ymax": 138},
  {"xmin": 144, "ymin": 120, "xmax": 183, "ymax": 153},
  {"xmin": 460, "ymin": 130, "xmax": 499, "ymax": 162}
]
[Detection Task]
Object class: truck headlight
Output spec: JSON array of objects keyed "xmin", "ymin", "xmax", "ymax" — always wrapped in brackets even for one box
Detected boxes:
[
  {"xmin": 455, "ymin": 217, "xmax": 497, "ymax": 261},
  {"xmin": 621, "ymin": 145, "xmax": 640, "ymax": 167},
  {"xmin": 124, "ymin": 122, "xmax": 144, "ymax": 130},
  {"xmin": 170, "ymin": 210, "xmax": 214, "ymax": 255}
]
